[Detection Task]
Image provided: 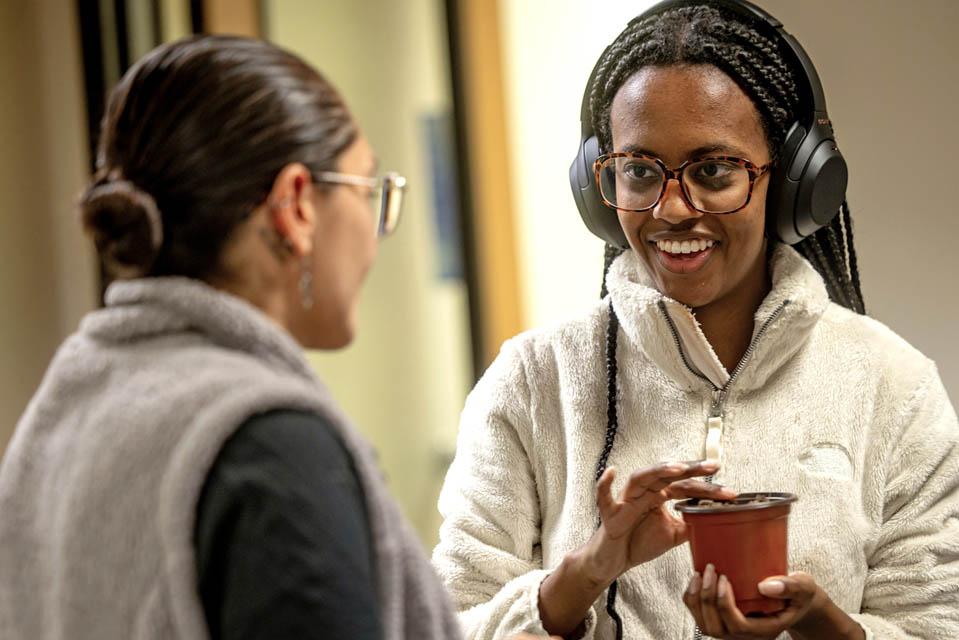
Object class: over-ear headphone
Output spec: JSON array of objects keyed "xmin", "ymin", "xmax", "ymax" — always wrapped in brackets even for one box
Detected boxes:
[{"xmin": 568, "ymin": 0, "xmax": 848, "ymax": 247}]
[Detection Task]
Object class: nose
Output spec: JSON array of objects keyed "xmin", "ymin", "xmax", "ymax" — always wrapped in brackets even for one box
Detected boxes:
[{"xmin": 652, "ymin": 178, "xmax": 702, "ymax": 225}]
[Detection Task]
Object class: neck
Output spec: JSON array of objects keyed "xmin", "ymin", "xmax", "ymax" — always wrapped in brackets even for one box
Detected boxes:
[
  {"xmin": 205, "ymin": 220, "xmax": 298, "ymax": 338},
  {"xmin": 213, "ymin": 274, "xmax": 291, "ymax": 328},
  {"xmin": 693, "ymin": 249, "xmax": 771, "ymax": 373}
]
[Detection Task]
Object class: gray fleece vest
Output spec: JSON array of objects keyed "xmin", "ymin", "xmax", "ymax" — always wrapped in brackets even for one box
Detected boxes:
[{"xmin": 0, "ymin": 277, "xmax": 461, "ymax": 640}]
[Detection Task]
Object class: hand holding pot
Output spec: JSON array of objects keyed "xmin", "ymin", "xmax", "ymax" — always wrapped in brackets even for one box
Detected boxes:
[{"xmin": 683, "ymin": 567, "xmax": 866, "ymax": 639}]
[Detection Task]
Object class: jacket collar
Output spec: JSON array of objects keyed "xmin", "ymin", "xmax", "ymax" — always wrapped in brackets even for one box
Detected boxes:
[
  {"xmin": 80, "ymin": 277, "xmax": 316, "ymax": 383},
  {"xmin": 605, "ymin": 243, "xmax": 830, "ymax": 393}
]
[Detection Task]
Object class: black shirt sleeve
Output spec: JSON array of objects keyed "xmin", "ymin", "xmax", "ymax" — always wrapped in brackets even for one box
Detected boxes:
[{"xmin": 194, "ymin": 409, "xmax": 383, "ymax": 640}]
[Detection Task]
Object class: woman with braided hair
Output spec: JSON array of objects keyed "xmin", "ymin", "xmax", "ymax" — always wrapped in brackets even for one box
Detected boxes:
[{"xmin": 433, "ymin": 2, "xmax": 958, "ymax": 639}]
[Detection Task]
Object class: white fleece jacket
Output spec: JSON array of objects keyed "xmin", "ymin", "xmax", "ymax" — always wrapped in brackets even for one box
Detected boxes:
[{"xmin": 433, "ymin": 244, "xmax": 959, "ymax": 640}]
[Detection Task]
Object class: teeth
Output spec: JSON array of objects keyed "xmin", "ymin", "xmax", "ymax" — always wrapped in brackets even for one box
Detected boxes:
[{"xmin": 655, "ymin": 238, "xmax": 716, "ymax": 254}]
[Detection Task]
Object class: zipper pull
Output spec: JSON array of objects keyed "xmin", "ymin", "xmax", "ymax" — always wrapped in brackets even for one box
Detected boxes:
[
  {"xmin": 705, "ymin": 414, "xmax": 723, "ymax": 463},
  {"xmin": 705, "ymin": 389, "xmax": 725, "ymax": 464}
]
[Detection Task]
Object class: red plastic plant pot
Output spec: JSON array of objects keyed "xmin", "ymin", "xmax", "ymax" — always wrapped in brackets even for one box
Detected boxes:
[{"xmin": 675, "ymin": 492, "xmax": 798, "ymax": 615}]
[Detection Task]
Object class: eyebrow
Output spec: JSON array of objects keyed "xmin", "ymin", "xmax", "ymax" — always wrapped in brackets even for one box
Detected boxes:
[{"xmin": 618, "ymin": 142, "xmax": 752, "ymax": 158}]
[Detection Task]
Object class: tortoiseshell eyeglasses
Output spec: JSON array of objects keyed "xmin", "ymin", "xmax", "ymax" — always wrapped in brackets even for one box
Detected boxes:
[{"xmin": 594, "ymin": 153, "xmax": 772, "ymax": 215}]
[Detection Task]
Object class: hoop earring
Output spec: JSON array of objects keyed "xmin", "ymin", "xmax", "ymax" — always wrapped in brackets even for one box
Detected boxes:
[{"xmin": 299, "ymin": 254, "xmax": 314, "ymax": 310}]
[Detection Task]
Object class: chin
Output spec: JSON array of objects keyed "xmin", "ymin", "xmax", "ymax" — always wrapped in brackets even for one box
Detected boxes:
[
  {"xmin": 296, "ymin": 292, "xmax": 363, "ymax": 350},
  {"xmin": 662, "ymin": 287, "xmax": 714, "ymax": 309},
  {"xmin": 640, "ymin": 252, "xmax": 724, "ymax": 309},
  {"xmin": 648, "ymin": 265, "xmax": 724, "ymax": 309},
  {"xmin": 295, "ymin": 308, "xmax": 357, "ymax": 350},
  {"xmin": 305, "ymin": 325, "xmax": 354, "ymax": 351},
  {"xmin": 636, "ymin": 255, "xmax": 713, "ymax": 309}
]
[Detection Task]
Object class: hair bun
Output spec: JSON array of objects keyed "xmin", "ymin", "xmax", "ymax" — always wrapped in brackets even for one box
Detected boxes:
[{"xmin": 80, "ymin": 179, "xmax": 164, "ymax": 278}]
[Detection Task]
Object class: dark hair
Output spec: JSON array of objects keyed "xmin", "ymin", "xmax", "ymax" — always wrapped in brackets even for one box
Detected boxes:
[
  {"xmin": 80, "ymin": 35, "xmax": 357, "ymax": 280},
  {"xmin": 593, "ymin": 4, "xmax": 865, "ymax": 314},
  {"xmin": 589, "ymin": 7, "xmax": 864, "ymax": 639}
]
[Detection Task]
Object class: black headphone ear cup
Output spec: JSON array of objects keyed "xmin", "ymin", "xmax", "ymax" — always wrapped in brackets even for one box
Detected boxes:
[
  {"xmin": 569, "ymin": 136, "xmax": 630, "ymax": 249},
  {"xmin": 794, "ymin": 140, "xmax": 847, "ymax": 237},
  {"xmin": 766, "ymin": 121, "xmax": 847, "ymax": 244},
  {"xmin": 766, "ymin": 123, "xmax": 805, "ymax": 244}
]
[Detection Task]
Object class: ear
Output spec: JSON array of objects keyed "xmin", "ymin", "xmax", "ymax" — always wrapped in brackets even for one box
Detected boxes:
[{"xmin": 266, "ymin": 162, "xmax": 317, "ymax": 258}]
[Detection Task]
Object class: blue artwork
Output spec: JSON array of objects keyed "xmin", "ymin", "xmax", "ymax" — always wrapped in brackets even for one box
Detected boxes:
[{"xmin": 421, "ymin": 112, "xmax": 464, "ymax": 281}]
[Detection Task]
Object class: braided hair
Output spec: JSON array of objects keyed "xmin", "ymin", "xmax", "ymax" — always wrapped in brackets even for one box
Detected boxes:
[
  {"xmin": 592, "ymin": 4, "xmax": 865, "ymax": 314},
  {"xmin": 587, "ymin": 6, "xmax": 865, "ymax": 638}
]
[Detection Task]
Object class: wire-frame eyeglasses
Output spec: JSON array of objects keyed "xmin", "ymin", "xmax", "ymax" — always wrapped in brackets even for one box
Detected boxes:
[{"xmin": 313, "ymin": 171, "xmax": 408, "ymax": 237}]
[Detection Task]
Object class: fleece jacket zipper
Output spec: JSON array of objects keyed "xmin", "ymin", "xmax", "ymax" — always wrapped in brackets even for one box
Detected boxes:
[{"xmin": 657, "ymin": 299, "xmax": 791, "ymax": 479}]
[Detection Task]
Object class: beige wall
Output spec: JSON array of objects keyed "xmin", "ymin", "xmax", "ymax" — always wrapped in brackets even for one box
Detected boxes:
[
  {"xmin": 264, "ymin": 0, "xmax": 474, "ymax": 546},
  {"xmin": 0, "ymin": 0, "xmax": 471, "ymax": 546},
  {"xmin": 755, "ymin": 0, "xmax": 958, "ymax": 399},
  {"xmin": 0, "ymin": 1, "xmax": 96, "ymax": 454},
  {"xmin": 498, "ymin": 0, "xmax": 657, "ymax": 328},
  {"xmin": 500, "ymin": 0, "xmax": 958, "ymax": 401}
]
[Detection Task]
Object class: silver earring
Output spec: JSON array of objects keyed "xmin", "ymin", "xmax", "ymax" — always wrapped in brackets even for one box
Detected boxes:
[{"xmin": 299, "ymin": 255, "xmax": 314, "ymax": 310}]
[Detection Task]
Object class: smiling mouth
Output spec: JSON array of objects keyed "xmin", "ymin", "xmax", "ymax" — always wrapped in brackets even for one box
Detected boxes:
[
  {"xmin": 649, "ymin": 238, "xmax": 718, "ymax": 274},
  {"xmin": 654, "ymin": 238, "xmax": 716, "ymax": 254}
]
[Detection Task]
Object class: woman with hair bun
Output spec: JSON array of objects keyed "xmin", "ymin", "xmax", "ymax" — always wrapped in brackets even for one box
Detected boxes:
[{"xmin": 0, "ymin": 35, "xmax": 467, "ymax": 640}]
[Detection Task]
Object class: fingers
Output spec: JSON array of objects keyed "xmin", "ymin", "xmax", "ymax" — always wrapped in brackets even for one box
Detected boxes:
[
  {"xmin": 700, "ymin": 572, "xmax": 784, "ymax": 638},
  {"xmin": 713, "ymin": 574, "xmax": 764, "ymax": 636},
  {"xmin": 595, "ymin": 467, "xmax": 617, "ymax": 519},
  {"xmin": 598, "ymin": 460, "xmax": 737, "ymax": 530},
  {"xmin": 682, "ymin": 566, "xmax": 727, "ymax": 637},
  {"xmin": 662, "ymin": 479, "xmax": 737, "ymax": 501},
  {"xmin": 698, "ymin": 563, "xmax": 725, "ymax": 636},
  {"xmin": 682, "ymin": 571, "xmax": 706, "ymax": 632},
  {"xmin": 621, "ymin": 459, "xmax": 721, "ymax": 501},
  {"xmin": 703, "ymin": 571, "xmax": 816, "ymax": 638},
  {"xmin": 757, "ymin": 571, "xmax": 818, "ymax": 603}
]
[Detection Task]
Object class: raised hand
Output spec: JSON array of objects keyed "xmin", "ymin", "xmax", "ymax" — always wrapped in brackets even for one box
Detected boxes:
[
  {"xmin": 582, "ymin": 460, "xmax": 736, "ymax": 586},
  {"xmin": 539, "ymin": 459, "xmax": 735, "ymax": 638}
]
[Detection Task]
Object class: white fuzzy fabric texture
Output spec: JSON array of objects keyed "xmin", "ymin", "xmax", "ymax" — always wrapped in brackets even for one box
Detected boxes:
[
  {"xmin": 0, "ymin": 278, "xmax": 461, "ymax": 640},
  {"xmin": 433, "ymin": 244, "xmax": 959, "ymax": 640}
]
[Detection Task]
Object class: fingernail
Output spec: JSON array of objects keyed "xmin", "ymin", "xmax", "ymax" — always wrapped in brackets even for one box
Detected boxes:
[
  {"xmin": 702, "ymin": 458, "xmax": 720, "ymax": 468},
  {"xmin": 758, "ymin": 579, "xmax": 785, "ymax": 596},
  {"xmin": 687, "ymin": 572, "xmax": 702, "ymax": 595},
  {"xmin": 703, "ymin": 563, "xmax": 716, "ymax": 589},
  {"xmin": 717, "ymin": 575, "xmax": 728, "ymax": 599}
]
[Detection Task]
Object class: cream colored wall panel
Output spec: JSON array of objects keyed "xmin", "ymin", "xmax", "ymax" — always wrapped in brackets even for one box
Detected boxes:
[
  {"xmin": 265, "ymin": 0, "xmax": 473, "ymax": 547},
  {"xmin": 0, "ymin": 0, "xmax": 95, "ymax": 454}
]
